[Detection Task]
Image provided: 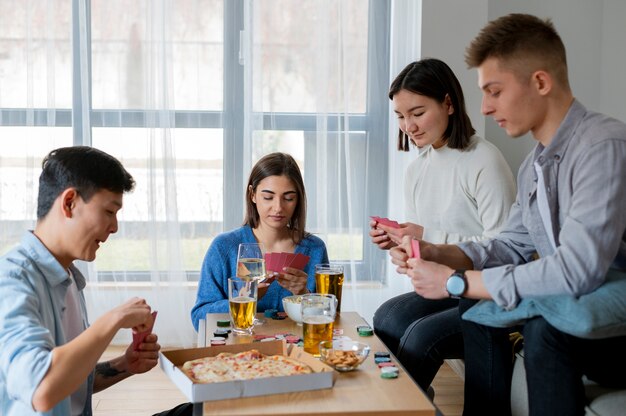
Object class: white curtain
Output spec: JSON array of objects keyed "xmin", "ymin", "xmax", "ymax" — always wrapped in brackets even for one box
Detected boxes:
[{"xmin": 0, "ymin": 0, "xmax": 404, "ymax": 345}]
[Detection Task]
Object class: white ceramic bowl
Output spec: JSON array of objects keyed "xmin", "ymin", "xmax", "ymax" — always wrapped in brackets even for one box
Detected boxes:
[{"xmin": 282, "ymin": 295, "xmax": 304, "ymax": 324}]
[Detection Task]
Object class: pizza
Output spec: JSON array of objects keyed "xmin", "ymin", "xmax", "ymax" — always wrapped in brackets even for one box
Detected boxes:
[{"xmin": 181, "ymin": 349, "xmax": 313, "ymax": 383}]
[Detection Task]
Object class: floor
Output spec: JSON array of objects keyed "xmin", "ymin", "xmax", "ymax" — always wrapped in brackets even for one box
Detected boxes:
[{"xmin": 94, "ymin": 346, "xmax": 464, "ymax": 416}]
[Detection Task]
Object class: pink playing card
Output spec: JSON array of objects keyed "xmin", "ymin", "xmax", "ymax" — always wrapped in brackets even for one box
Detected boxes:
[
  {"xmin": 133, "ymin": 311, "xmax": 158, "ymax": 351},
  {"xmin": 371, "ymin": 215, "xmax": 401, "ymax": 229},
  {"xmin": 292, "ymin": 253, "xmax": 310, "ymax": 270},
  {"xmin": 284, "ymin": 253, "xmax": 297, "ymax": 269},
  {"xmin": 265, "ymin": 253, "xmax": 274, "ymax": 272},
  {"xmin": 410, "ymin": 239, "xmax": 421, "ymax": 260},
  {"xmin": 286, "ymin": 253, "xmax": 308, "ymax": 270},
  {"xmin": 277, "ymin": 252, "xmax": 289, "ymax": 272}
]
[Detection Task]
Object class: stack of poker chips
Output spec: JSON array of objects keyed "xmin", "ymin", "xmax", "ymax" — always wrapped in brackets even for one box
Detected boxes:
[
  {"xmin": 263, "ymin": 309, "xmax": 287, "ymax": 320},
  {"xmin": 210, "ymin": 321, "xmax": 231, "ymax": 346},
  {"xmin": 356, "ymin": 325, "xmax": 374, "ymax": 337},
  {"xmin": 374, "ymin": 351, "xmax": 399, "ymax": 379}
]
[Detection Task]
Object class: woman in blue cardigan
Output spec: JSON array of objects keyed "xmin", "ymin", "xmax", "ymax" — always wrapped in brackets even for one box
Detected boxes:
[{"xmin": 191, "ymin": 152, "xmax": 328, "ymax": 330}]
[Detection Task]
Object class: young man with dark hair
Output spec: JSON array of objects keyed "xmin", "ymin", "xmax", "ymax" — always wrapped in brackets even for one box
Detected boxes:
[
  {"xmin": 0, "ymin": 146, "xmax": 160, "ymax": 415},
  {"xmin": 391, "ymin": 13, "xmax": 626, "ymax": 415}
]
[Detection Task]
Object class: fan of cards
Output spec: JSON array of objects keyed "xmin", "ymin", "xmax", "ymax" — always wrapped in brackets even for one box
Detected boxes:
[
  {"xmin": 133, "ymin": 311, "xmax": 158, "ymax": 351},
  {"xmin": 370, "ymin": 215, "xmax": 401, "ymax": 229},
  {"xmin": 264, "ymin": 252, "xmax": 310, "ymax": 274}
]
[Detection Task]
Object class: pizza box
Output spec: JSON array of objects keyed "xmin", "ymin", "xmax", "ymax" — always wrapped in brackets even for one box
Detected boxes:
[{"xmin": 159, "ymin": 340, "xmax": 336, "ymax": 402}]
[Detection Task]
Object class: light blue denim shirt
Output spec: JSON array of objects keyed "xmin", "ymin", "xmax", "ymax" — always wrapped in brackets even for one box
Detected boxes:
[
  {"xmin": 459, "ymin": 100, "xmax": 626, "ymax": 309},
  {"xmin": 0, "ymin": 231, "xmax": 93, "ymax": 416}
]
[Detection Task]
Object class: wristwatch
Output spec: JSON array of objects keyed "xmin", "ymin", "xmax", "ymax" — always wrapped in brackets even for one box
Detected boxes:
[{"xmin": 446, "ymin": 269, "xmax": 467, "ymax": 298}]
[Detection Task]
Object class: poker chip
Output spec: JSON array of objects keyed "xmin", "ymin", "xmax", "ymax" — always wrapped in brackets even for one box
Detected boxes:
[
  {"xmin": 216, "ymin": 319, "xmax": 231, "ymax": 328},
  {"xmin": 333, "ymin": 328, "xmax": 344, "ymax": 336},
  {"xmin": 374, "ymin": 351, "xmax": 390, "ymax": 358},
  {"xmin": 374, "ymin": 357, "xmax": 391, "ymax": 364},
  {"xmin": 285, "ymin": 335, "xmax": 301, "ymax": 344},
  {"xmin": 260, "ymin": 337, "xmax": 277, "ymax": 342},
  {"xmin": 264, "ymin": 309, "xmax": 278, "ymax": 318},
  {"xmin": 213, "ymin": 328, "xmax": 229, "ymax": 338},
  {"xmin": 209, "ymin": 337, "xmax": 226, "ymax": 346},
  {"xmin": 377, "ymin": 362, "xmax": 396, "ymax": 368},
  {"xmin": 381, "ymin": 366, "xmax": 399, "ymax": 375},
  {"xmin": 356, "ymin": 325, "xmax": 374, "ymax": 336},
  {"xmin": 273, "ymin": 312, "xmax": 287, "ymax": 320},
  {"xmin": 380, "ymin": 370, "xmax": 399, "ymax": 379}
]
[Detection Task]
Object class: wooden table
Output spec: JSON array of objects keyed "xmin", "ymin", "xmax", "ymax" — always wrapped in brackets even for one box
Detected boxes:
[{"xmin": 194, "ymin": 312, "xmax": 435, "ymax": 416}]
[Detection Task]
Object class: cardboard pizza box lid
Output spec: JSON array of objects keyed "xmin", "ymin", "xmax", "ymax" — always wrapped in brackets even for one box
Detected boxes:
[{"xmin": 159, "ymin": 339, "xmax": 335, "ymax": 402}]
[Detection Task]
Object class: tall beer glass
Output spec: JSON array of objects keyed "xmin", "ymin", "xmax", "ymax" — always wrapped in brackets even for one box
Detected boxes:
[
  {"xmin": 315, "ymin": 264, "xmax": 344, "ymax": 312},
  {"xmin": 228, "ymin": 278, "xmax": 258, "ymax": 335},
  {"xmin": 301, "ymin": 293, "xmax": 337, "ymax": 356}
]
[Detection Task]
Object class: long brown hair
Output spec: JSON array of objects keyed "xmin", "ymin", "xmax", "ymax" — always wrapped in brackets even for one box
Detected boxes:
[{"xmin": 243, "ymin": 152, "xmax": 307, "ymax": 243}]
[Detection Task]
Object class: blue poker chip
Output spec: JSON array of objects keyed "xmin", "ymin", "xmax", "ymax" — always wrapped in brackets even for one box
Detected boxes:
[
  {"xmin": 374, "ymin": 357, "xmax": 392, "ymax": 364},
  {"xmin": 264, "ymin": 309, "xmax": 278, "ymax": 318}
]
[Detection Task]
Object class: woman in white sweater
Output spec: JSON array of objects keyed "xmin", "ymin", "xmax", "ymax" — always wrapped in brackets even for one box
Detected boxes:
[{"xmin": 370, "ymin": 58, "xmax": 515, "ymax": 395}]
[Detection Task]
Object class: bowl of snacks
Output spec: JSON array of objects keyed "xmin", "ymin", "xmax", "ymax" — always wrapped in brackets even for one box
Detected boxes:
[
  {"xmin": 282, "ymin": 295, "xmax": 304, "ymax": 325},
  {"xmin": 319, "ymin": 339, "xmax": 370, "ymax": 372}
]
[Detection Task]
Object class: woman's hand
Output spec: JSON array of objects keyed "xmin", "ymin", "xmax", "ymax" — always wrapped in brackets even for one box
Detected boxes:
[
  {"xmin": 369, "ymin": 219, "xmax": 397, "ymax": 250},
  {"xmin": 257, "ymin": 274, "xmax": 276, "ymax": 299},
  {"xmin": 382, "ymin": 222, "xmax": 424, "ymax": 246},
  {"xmin": 275, "ymin": 267, "xmax": 309, "ymax": 295}
]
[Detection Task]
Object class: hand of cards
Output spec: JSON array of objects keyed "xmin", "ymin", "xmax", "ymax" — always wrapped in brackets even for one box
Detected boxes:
[
  {"xmin": 370, "ymin": 216, "xmax": 401, "ymax": 229},
  {"xmin": 264, "ymin": 252, "xmax": 310, "ymax": 274},
  {"xmin": 133, "ymin": 311, "xmax": 157, "ymax": 351}
]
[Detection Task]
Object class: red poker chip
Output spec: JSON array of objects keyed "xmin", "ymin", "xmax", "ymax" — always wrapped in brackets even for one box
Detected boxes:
[{"xmin": 285, "ymin": 335, "xmax": 301, "ymax": 343}]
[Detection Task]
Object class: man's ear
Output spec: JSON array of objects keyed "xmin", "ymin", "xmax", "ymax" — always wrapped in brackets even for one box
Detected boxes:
[
  {"xmin": 61, "ymin": 188, "xmax": 79, "ymax": 218},
  {"xmin": 532, "ymin": 70, "xmax": 552, "ymax": 96}
]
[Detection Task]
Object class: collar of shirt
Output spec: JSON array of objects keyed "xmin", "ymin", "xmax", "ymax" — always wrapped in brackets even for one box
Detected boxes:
[{"xmin": 21, "ymin": 231, "xmax": 72, "ymax": 288}]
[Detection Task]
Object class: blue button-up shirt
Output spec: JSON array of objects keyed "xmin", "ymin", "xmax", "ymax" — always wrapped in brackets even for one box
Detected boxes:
[
  {"xmin": 459, "ymin": 100, "xmax": 626, "ymax": 309},
  {"xmin": 0, "ymin": 231, "xmax": 93, "ymax": 416}
]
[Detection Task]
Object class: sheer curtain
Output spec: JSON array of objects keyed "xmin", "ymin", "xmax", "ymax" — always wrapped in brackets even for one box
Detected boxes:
[
  {"xmin": 0, "ymin": 0, "xmax": 399, "ymax": 346},
  {"xmin": 241, "ymin": 0, "xmax": 390, "ymax": 320}
]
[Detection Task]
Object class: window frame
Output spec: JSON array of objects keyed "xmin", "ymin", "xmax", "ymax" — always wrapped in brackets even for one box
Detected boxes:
[{"xmin": 0, "ymin": 0, "xmax": 390, "ymax": 282}]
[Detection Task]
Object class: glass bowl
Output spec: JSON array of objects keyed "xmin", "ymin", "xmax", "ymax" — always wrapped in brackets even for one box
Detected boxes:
[
  {"xmin": 319, "ymin": 339, "xmax": 370, "ymax": 372},
  {"xmin": 282, "ymin": 295, "xmax": 304, "ymax": 325}
]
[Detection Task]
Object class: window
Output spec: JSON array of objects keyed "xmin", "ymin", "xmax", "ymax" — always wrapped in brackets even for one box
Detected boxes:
[{"xmin": 0, "ymin": 0, "xmax": 389, "ymax": 283}]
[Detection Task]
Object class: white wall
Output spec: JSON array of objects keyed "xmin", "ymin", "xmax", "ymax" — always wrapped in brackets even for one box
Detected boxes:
[{"xmin": 353, "ymin": 0, "xmax": 626, "ymax": 326}]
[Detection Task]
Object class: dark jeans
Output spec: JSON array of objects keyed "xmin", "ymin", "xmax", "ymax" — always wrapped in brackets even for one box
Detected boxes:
[
  {"xmin": 373, "ymin": 292, "xmax": 463, "ymax": 390},
  {"xmin": 460, "ymin": 298, "xmax": 626, "ymax": 416}
]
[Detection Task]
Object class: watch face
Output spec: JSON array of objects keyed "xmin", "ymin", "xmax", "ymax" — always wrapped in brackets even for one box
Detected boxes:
[{"xmin": 446, "ymin": 274, "xmax": 466, "ymax": 297}]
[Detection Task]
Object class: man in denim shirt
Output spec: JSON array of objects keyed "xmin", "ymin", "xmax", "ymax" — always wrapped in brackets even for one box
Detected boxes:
[
  {"xmin": 390, "ymin": 14, "xmax": 626, "ymax": 415},
  {"xmin": 0, "ymin": 147, "xmax": 159, "ymax": 415}
]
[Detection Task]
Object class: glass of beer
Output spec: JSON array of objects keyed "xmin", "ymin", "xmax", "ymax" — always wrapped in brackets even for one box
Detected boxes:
[
  {"xmin": 301, "ymin": 293, "xmax": 337, "ymax": 356},
  {"xmin": 315, "ymin": 264, "xmax": 345, "ymax": 312},
  {"xmin": 228, "ymin": 277, "xmax": 258, "ymax": 335}
]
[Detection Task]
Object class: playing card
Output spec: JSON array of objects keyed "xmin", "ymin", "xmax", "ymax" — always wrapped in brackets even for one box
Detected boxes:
[
  {"xmin": 276, "ymin": 252, "xmax": 289, "ymax": 271},
  {"xmin": 370, "ymin": 215, "xmax": 401, "ymax": 229},
  {"xmin": 266, "ymin": 252, "xmax": 277, "ymax": 273},
  {"xmin": 287, "ymin": 253, "xmax": 310, "ymax": 270},
  {"xmin": 132, "ymin": 310, "xmax": 158, "ymax": 351},
  {"xmin": 410, "ymin": 239, "xmax": 421, "ymax": 260}
]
